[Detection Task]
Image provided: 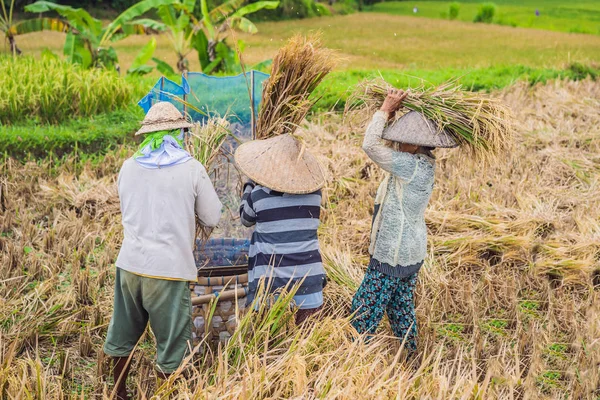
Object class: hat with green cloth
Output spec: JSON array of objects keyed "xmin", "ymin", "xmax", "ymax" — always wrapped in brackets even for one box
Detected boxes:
[{"xmin": 135, "ymin": 102, "xmax": 193, "ymax": 136}]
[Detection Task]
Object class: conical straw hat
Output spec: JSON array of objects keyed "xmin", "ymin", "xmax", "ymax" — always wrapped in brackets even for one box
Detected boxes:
[
  {"xmin": 234, "ymin": 134, "xmax": 326, "ymax": 195},
  {"xmin": 135, "ymin": 101, "xmax": 193, "ymax": 136},
  {"xmin": 383, "ymin": 111, "xmax": 458, "ymax": 148}
]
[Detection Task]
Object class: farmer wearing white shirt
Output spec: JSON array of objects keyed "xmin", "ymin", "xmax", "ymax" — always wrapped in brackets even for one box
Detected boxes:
[
  {"xmin": 103, "ymin": 102, "xmax": 222, "ymax": 400},
  {"xmin": 351, "ymin": 89, "xmax": 458, "ymax": 352}
]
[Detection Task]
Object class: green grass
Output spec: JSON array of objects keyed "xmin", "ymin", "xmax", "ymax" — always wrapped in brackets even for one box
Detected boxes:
[
  {"xmin": 0, "ymin": 55, "xmax": 141, "ymax": 125},
  {"xmin": 240, "ymin": 13, "xmax": 600, "ymax": 72},
  {"xmin": 1, "ymin": 62, "xmax": 598, "ymax": 158},
  {"xmin": 369, "ymin": 0, "xmax": 600, "ymax": 35},
  {"xmin": 11, "ymin": 12, "xmax": 600, "ymax": 74},
  {"xmin": 0, "ymin": 105, "xmax": 143, "ymax": 159},
  {"xmin": 436, "ymin": 323, "xmax": 465, "ymax": 341}
]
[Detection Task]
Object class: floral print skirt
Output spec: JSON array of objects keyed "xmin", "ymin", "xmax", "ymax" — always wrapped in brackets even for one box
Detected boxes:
[{"xmin": 350, "ymin": 264, "xmax": 418, "ymax": 352}]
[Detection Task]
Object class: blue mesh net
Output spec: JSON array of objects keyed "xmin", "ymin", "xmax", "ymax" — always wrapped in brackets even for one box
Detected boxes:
[
  {"xmin": 138, "ymin": 71, "xmax": 269, "ymax": 137},
  {"xmin": 194, "ymin": 238, "xmax": 251, "ymax": 268}
]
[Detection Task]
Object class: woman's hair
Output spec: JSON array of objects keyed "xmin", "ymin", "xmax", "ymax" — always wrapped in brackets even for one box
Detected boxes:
[
  {"xmin": 385, "ymin": 140, "xmax": 404, "ymax": 152},
  {"xmin": 385, "ymin": 140, "xmax": 436, "ymax": 158}
]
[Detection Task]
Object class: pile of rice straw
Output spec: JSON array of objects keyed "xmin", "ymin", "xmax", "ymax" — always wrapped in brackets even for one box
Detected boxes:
[
  {"xmin": 348, "ymin": 78, "xmax": 514, "ymax": 161},
  {"xmin": 256, "ymin": 33, "xmax": 337, "ymax": 139}
]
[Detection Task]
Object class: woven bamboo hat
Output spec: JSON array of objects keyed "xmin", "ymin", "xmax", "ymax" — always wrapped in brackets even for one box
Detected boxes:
[
  {"xmin": 135, "ymin": 101, "xmax": 193, "ymax": 136},
  {"xmin": 383, "ymin": 111, "xmax": 458, "ymax": 148},
  {"xmin": 234, "ymin": 134, "xmax": 325, "ymax": 194}
]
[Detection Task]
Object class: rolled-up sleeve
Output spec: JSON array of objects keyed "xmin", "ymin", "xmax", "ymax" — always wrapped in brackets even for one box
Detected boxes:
[
  {"xmin": 362, "ymin": 111, "xmax": 419, "ymax": 183},
  {"xmin": 239, "ymin": 182, "xmax": 256, "ymax": 227},
  {"xmin": 194, "ymin": 164, "xmax": 222, "ymax": 228}
]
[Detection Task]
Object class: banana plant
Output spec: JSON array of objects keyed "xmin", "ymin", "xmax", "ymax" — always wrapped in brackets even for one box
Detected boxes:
[
  {"xmin": 24, "ymin": 0, "xmax": 175, "ymax": 69},
  {"xmin": 195, "ymin": 0, "xmax": 279, "ymax": 73},
  {"xmin": 141, "ymin": 0, "xmax": 198, "ymax": 73},
  {"xmin": 145, "ymin": 0, "xmax": 278, "ymax": 74},
  {"xmin": 1, "ymin": 0, "xmax": 68, "ymax": 55}
]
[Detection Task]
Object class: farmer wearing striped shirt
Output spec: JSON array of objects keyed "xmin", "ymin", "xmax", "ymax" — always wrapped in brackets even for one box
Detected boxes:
[
  {"xmin": 351, "ymin": 89, "xmax": 458, "ymax": 351},
  {"xmin": 234, "ymin": 134, "xmax": 327, "ymax": 324},
  {"xmin": 103, "ymin": 102, "xmax": 222, "ymax": 400}
]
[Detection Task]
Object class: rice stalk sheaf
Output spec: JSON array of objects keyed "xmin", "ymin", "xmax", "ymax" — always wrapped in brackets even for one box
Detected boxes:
[
  {"xmin": 256, "ymin": 33, "xmax": 338, "ymax": 139},
  {"xmin": 349, "ymin": 78, "xmax": 515, "ymax": 163}
]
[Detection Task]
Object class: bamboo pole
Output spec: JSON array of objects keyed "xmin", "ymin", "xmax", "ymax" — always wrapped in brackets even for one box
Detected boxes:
[
  {"xmin": 191, "ymin": 287, "xmax": 248, "ymax": 306},
  {"xmin": 196, "ymin": 273, "xmax": 248, "ymax": 286}
]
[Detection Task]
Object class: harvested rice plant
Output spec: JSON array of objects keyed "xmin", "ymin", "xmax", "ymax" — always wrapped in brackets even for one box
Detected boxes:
[
  {"xmin": 1, "ymin": 3, "xmax": 600, "ymax": 399},
  {"xmin": 1, "ymin": 78, "xmax": 599, "ymax": 398}
]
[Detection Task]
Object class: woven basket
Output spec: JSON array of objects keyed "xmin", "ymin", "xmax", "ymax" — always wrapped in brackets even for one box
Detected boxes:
[{"xmin": 190, "ymin": 238, "xmax": 250, "ymax": 345}]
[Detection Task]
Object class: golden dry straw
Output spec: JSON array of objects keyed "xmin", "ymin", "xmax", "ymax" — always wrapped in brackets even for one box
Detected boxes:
[
  {"xmin": 1, "ymin": 79, "xmax": 598, "ymax": 399},
  {"xmin": 186, "ymin": 118, "xmax": 230, "ymax": 168},
  {"xmin": 349, "ymin": 78, "xmax": 514, "ymax": 162},
  {"xmin": 186, "ymin": 118, "xmax": 231, "ymax": 243},
  {"xmin": 255, "ymin": 33, "xmax": 337, "ymax": 139}
]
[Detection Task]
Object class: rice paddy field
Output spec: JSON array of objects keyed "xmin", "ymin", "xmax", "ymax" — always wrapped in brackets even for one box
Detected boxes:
[
  {"xmin": 1, "ymin": 6, "xmax": 600, "ymax": 400},
  {"xmin": 370, "ymin": 0, "xmax": 600, "ymax": 35},
  {"xmin": 1, "ymin": 78, "xmax": 599, "ymax": 398},
  {"xmin": 10, "ymin": 12, "xmax": 600, "ymax": 72}
]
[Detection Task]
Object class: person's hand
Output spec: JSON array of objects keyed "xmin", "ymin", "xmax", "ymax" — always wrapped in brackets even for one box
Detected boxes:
[
  {"xmin": 380, "ymin": 88, "xmax": 408, "ymax": 115},
  {"xmin": 242, "ymin": 180, "xmax": 255, "ymax": 194}
]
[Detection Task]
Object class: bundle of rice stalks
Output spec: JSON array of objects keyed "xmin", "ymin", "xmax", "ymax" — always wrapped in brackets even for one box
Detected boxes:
[
  {"xmin": 186, "ymin": 118, "xmax": 231, "ymax": 168},
  {"xmin": 185, "ymin": 119, "xmax": 231, "ymax": 242},
  {"xmin": 256, "ymin": 34, "xmax": 337, "ymax": 139},
  {"xmin": 349, "ymin": 78, "xmax": 514, "ymax": 161}
]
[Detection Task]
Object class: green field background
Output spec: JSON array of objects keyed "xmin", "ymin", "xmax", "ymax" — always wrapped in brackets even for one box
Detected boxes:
[{"xmin": 370, "ymin": 0, "xmax": 600, "ymax": 34}]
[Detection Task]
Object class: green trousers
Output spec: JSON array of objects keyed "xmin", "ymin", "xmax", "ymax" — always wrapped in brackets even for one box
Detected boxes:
[{"xmin": 103, "ymin": 268, "xmax": 192, "ymax": 373}]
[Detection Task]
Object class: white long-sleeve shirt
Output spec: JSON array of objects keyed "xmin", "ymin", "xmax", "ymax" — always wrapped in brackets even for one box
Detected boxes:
[
  {"xmin": 115, "ymin": 158, "xmax": 222, "ymax": 281},
  {"xmin": 363, "ymin": 111, "xmax": 435, "ymax": 269}
]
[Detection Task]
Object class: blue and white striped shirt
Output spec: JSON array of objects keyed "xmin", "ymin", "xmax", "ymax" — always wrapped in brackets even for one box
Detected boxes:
[{"xmin": 240, "ymin": 183, "xmax": 326, "ymax": 309}]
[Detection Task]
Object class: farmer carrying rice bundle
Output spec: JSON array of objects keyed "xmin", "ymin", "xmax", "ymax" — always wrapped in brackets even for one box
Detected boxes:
[
  {"xmin": 103, "ymin": 102, "xmax": 222, "ymax": 400},
  {"xmin": 350, "ymin": 89, "xmax": 458, "ymax": 351},
  {"xmin": 349, "ymin": 80, "xmax": 512, "ymax": 352},
  {"xmin": 234, "ymin": 34, "xmax": 336, "ymax": 324},
  {"xmin": 235, "ymin": 136, "xmax": 327, "ymax": 324}
]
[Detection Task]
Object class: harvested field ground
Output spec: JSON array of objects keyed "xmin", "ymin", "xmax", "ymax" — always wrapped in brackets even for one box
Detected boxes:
[
  {"xmin": 8, "ymin": 13, "xmax": 600, "ymax": 73},
  {"xmin": 1, "ymin": 79, "xmax": 599, "ymax": 398}
]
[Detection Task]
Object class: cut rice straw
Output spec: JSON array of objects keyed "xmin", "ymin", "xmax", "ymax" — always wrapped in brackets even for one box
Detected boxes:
[
  {"xmin": 348, "ymin": 78, "xmax": 514, "ymax": 163},
  {"xmin": 189, "ymin": 119, "xmax": 231, "ymax": 243},
  {"xmin": 256, "ymin": 33, "xmax": 337, "ymax": 139},
  {"xmin": 186, "ymin": 118, "xmax": 231, "ymax": 168}
]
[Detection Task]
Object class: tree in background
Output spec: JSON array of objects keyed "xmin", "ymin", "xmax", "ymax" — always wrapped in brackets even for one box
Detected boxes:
[
  {"xmin": 252, "ymin": 0, "xmax": 330, "ymax": 20},
  {"xmin": 448, "ymin": 2, "xmax": 460, "ymax": 21},
  {"xmin": 192, "ymin": 0, "xmax": 279, "ymax": 73}
]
